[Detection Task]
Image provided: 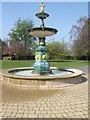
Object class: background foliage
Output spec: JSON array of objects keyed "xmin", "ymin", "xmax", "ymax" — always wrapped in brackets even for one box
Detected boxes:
[{"xmin": 1, "ymin": 16, "xmax": 89, "ymax": 60}]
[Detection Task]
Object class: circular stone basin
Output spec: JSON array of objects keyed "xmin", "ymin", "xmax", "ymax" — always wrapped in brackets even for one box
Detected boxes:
[
  {"xmin": 27, "ymin": 27, "xmax": 58, "ymax": 37},
  {"xmin": 2, "ymin": 67, "xmax": 83, "ymax": 89}
]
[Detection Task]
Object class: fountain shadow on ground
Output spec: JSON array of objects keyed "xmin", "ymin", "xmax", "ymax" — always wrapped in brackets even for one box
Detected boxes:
[{"xmin": 80, "ymin": 75, "xmax": 88, "ymax": 83}]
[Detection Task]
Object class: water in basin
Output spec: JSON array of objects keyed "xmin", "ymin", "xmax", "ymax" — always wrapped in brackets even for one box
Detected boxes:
[{"xmin": 10, "ymin": 69, "xmax": 73, "ymax": 77}]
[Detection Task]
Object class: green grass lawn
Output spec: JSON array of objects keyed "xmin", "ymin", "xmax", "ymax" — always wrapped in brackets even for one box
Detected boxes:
[{"xmin": 1, "ymin": 60, "xmax": 88, "ymax": 69}]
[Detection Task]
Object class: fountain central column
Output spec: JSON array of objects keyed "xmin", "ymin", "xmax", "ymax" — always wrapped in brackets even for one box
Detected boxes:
[
  {"xmin": 33, "ymin": 3, "xmax": 50, "ymax": 74},
  {"xmin": 28, "ymin": 2, "xmax": 58, "ymax": 74},
  {"xmin": 34, "ymin": 37, "xmax": 50, "ymax": 74}
]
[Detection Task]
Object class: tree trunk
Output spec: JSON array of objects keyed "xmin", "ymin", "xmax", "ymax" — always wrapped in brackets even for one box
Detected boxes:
[{"xmin": 86, "ymin": 56, "xmax": 88, "ymax": 60}]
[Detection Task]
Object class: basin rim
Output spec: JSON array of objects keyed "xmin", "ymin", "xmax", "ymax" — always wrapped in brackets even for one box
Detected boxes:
[{"xmin": 2, "ymin": 67, "xmax": 83, "ymax": 80}]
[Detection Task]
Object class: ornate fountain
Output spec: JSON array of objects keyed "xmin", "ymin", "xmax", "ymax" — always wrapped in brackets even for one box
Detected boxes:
[
  {"xmin": 27, "ymin": 2, "xmax": 58, "ymax": 75},
  {"xmin": 2, "ymin": 2, "xmax": 83, "ymax": 89}
]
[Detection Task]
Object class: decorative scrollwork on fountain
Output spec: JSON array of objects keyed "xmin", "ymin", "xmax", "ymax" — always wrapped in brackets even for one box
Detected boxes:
[
  {"xmin": 35, "ymin": 53, "xmax": 40, "ymax": 61},
  {"xmin": 42, "ymin": 52, "xmax": 47, "ymax": 61}
]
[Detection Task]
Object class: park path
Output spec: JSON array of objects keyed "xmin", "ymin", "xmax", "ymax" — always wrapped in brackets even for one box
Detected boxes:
[{"xmin": 0, "ymin": 66, "xmax": 88, "ymax": 118}]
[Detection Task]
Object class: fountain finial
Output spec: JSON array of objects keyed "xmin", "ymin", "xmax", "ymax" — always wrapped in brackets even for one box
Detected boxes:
[{"xmin": 40, "ymin": 2, "xmax": 45, "ymax": 12}]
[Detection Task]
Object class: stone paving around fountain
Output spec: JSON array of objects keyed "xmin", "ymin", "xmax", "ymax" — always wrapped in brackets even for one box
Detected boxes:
[{"xmin": 0, "ymin": 66, "xmax": 88, "ymax": 119}]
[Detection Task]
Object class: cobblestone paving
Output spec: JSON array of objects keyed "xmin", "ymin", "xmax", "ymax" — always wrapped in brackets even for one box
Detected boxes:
[{"xmin": 0, "ymin": 69, "xmax": 88, "ymax": 119}]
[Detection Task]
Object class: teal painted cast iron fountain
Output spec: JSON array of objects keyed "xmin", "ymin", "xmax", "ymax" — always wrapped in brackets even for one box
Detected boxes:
[
  {"xmin": 27, "ymin": 2, "xmax": 58, "ymax": 75},
  {"xmin": 2, "ymin": 2, "xmax": 84, "ymax": 89}
]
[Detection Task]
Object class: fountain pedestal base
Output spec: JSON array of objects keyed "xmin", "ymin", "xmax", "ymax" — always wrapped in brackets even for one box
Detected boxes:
[
  {"xmin": 34, "ymin": 37, "xmax": 50, "ymax": 73},
  {"xmin": 32, "ymin": 69, "xmax": 52, "ymax": 75}
]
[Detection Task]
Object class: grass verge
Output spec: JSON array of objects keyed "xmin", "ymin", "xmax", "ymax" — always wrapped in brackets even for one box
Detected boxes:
[{"xmin": 1, "ymin": 60, "xmax": 88, "ymax": 69}]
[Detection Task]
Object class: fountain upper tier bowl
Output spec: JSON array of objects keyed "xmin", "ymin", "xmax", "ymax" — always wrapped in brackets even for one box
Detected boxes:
[
  {"xmin": 35, "ymin": 12, "xmax": 49, "ymax": 19},
  {"xmin": 27, "ymin": 27, "xmax": 58, "ymax": 37}
]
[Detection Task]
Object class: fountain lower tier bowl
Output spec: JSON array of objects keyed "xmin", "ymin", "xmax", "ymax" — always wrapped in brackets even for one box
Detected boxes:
[
  {"xmin": 27, "ymin": 27, "xmax": 58, "ymax": 37},
  {"xmin": 2, "ymin": 67, "xmax": 84, "ymax": 89}
]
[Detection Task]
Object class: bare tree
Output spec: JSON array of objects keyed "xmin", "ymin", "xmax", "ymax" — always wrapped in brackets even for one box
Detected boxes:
[
  {"xmin": 70, "ymin": 17, "xmax": 88, "ymax": 59},
  {"xmin": 2, "ymin": 40, "xmax": 9, "ymax": 56},
  {"xmin": 9, "ymin": 40, "xmax": 31, "ymax": 59}
]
